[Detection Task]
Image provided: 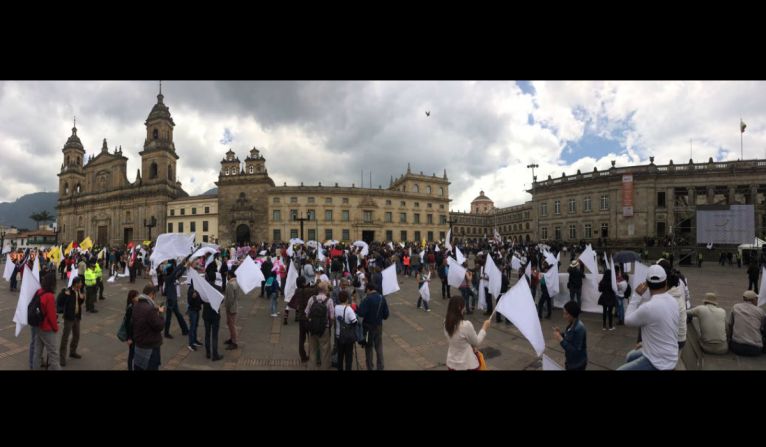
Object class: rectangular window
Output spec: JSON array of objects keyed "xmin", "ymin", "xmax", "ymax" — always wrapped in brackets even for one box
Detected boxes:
[
  {"xmin": 342, "ymin": 229, "xmax": 350, "ymax": 241},
  {"xmin": 385, "ymin": 212, "xmax": 392, "ymax": 223},
  {"xmin": 308, "ymin": 197, "xmax": 315, "ymax": 204},
  {"xmin": 439, "ymin": 231, "xmax": 445, "ymax": 240},
  {"xmin": 203, "ymin": 221, "xmax": 208, "ymax": 232},
  {"xmin": 657, "ymin": 191, "xmax": 666, "ymax": 208},
  {"xmin": 342, "ymin": 198, "xmax": 349, "ymax": 204},
  {"xmin": 363, "ymin": 211, "xmax": 373, "ymax": 223},
  {"xmin": 414, "ymin": 214, "xmax": 420, "ymax": 224},
  {"xmin": 414, "ymin": 202, "xmax": 420, "ymax": 207},
  {"xmin": 325, "ymin": 229, "xmax": 333, "ymax": 240},
  {"xmin": 414, "ymin": 231, "xmax": 421, "ymax": 241},
  {"xmin": 325, "ymin": 197, "xmax": 332, "ymax": 204},
  {"xmin": 569, "ymin": 224, "xmax": 576, "ymax": 239},
  {"xmin": 167, "ymin": 223, "xmax": 173, "ymax": 233},
  {"xmin": 427, "ymin": 214, "xmax": 433, "ymax": 224},
  {"xmin": 180, "ymin": 208, "xmax": 185, "ymax": 216},
  {"xmin": 440, "ymin": 215, "xmax": 447, "ymax": 224},
  {"xmin": 386, "ymin": 199, "xmax": 392, "ymax": 206},
  {"xmin": 203, "ymin": 235, "xmax": 209, "ymax": 242},
  {"xmin": 584, "ymin": 197, "xmax": 592, "ymax": 212},
  {"xmin": 601, "ymin": 223, "xmax": 609, "ymax": 238},
  {"xmin": 324, "ymin": 210, "xmax": 333, "ymax": 221},
  {"xmin": 273, "ymin": 210, "xmax": 281, "ymax": 222},
  {"xmin": 440, "ymin": 204, "xmax": 445, "ymax": 209},
  {"xmin": 601, "ymin": 195, "xmax": 609, "ymax": 210},
  {"xmin": 400, "ymin": 230, "xmax": 407, "ymax": 241},
  {"xmin": 290, "ymin": 197, "xmax": 298, "ymax": 204},
  {"xmin": 554, "ymin": 226, "xmax": 561, "ymax": 240},
  {"xmin": 400, "ymin": 201, "xmax": 406, "ymax": 207},
  {"xmin": 170, "ymin": 209, "xmax": 175, "ymax": 216},
  {"xmin": 192, "ymin": 207, "xmax": 197, "ymax": 215},
  {"xmin": 386, "ymin": 230, "xmax": 393, "ymax": 241},
  {"xmin": 307, "ymin": 209, "xmax": 315, "ymax": 221},
  {"xmin": 178, "ymin": 222, "xmax": 184, "ymax": 233},
  {"xmin": 273, "ymin": 197, "xmax": 280, "ymax": 204},
  {"xmin": 541, "ymin": 227, "xmax": 548, "ymax": 239},
  {"xmin": 554, "ymin": 200, "xmax": 561, "ymax": 215},
  {"xmin": 308, "ymin": 229, "xmax": 316, "ymax": 241},
  {"xmin": 585, "ymin": 223, "xmax": 592, "ymax": 238},
  {"xmin": 427, "ymin": 203, "xmax": 432, "ymax": 208},
  {"xmin": 656, "ymin": 221, "xmax": 666, "ymax": 237},
  {"xmin": 540, "ymin": 202, "xmax": 548, "ymax": 217},
  {"xmin": 190, "ymin": 222, "xmax": 196, "ymax": 232},
  {"xmin": 427, "ymin": 231, "xmax": 434, "ymax": 241},
  {"xmin": 342, "ymin": 210, "xmax": 349, "ymax": 222},
  {"xmin": 290, "ymin": 229, "xmax": 298, "ymax": 239},
  {"xmin": 400, "ymin": 212, "xmax": 407, "ymax": 223},
  {"xmin": 273, "ymin": 229, "xmax": 281, "ymax": 241},
  {"xmin": 290, "ymin": 209, "xmax": 298, "ymax": 220},
  {"xmin": 205, "ymin": 206, "xmax": 210, "ymax": 214},
  {"xmin": 568, "ymin": 199, "xmax": 576, "ymax": 213}
]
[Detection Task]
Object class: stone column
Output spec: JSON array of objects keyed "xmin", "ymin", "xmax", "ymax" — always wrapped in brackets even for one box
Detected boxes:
[
  {"xmin": 707, "ymin": 186, "xmax": 715, "ymax": 205},
  {"xmin": 728, "ymin": 186, "xmax": 736, "ymax": 205}
]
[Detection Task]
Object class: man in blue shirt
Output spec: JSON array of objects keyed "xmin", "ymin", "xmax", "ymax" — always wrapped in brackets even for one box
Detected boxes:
[{"xmin": 357, "ymin": 283, "xmax": 390, "ymax": 370}]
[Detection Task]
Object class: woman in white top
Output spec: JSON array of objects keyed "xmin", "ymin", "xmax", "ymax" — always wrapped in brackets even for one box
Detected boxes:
[
  {"xmin": 334, "ymin": 290, "xmax": 358, "ymax": 371},
  {"xmin": 444, "ymin": 296, "xmax": 491, "ymax": 370}
]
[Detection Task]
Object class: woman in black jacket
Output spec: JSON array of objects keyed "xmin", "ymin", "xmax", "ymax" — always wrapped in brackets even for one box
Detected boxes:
[
  {"xmin": 598, "ymin": 270, "xmax": 616, "ymax": 331},
  {"xmin": 124, "ymin": 289, "xmax": 139, "ymax": 370}
]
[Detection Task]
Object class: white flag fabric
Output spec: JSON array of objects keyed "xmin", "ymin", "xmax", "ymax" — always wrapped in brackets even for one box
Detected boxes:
[
  {"xmin": 151, "ymin": 233, "xmax": 195, "ymax": 269},
  {"xmin": 381, "ymin": 264, "xmax": 400, "ymax": 295},
  {"xmin": 419, "ymin": 250, "xmax": 425, "ymax": 263},
  {"xmin": 191, "ymin": 246, "xmax": 218, "ymax": 263},
  {"xmin": 485, "ymin": 254, "xmax": 502, "ymax": 299},
  {"xmin": 543, "ymin": 262, "xmax": 560, "ymax": 296},
  {"xmin": 447, "ymin": 257, "xmax": 467, "ymax": 288},
  {"xmin": 419, "ymin": 280, "xmax": 430, "ymax": 303},
  {"xmin": 1, "ymin": 245, "xmax": 10, "ymax": 255},
  {"xmin": 434, "ymin": 245, "xmax": 440, "ymax": 252},
  {"xmin": 13, "ymin": 264, "xmax": 40, "ymax": 337},
  {"xmin": 117, "ymin": 264, "xmax": 130, "ymax": 278},
  {"xmin": 32, "ymin": 255, "xmax": 40, "ymax": 283},
  {"xmin": 399, "ymin": 242, "xmax": 405, "ymax": 248},
  {"xmin": 544, "ymin": 250, "xmax": 557, "ymax": 268},
  {"xmin": 542, "ymin": 354, "xmax": 564, "ymax": 371},
  {"xmin": 630, "ymin": 262, "xmax": 650, "ymax": 300},
  {"xmin": 478, "ymin": 279, "xmax": 488, "ymax": 311},
  {"xmin": 445, "ymin": 229, "xmax": 452, "ymax": 251},
  {"xmin": 187, "ymin": 268, "xmax": 223, "ymax": 313},
  {"xmin": 353, "ymin": 240, "xmax": 369, "ymax": 257},
  {"xmin": 283, "ymin": 260, "xmax": 300, "ymax": 303},
  {"xmin": 758, "ymin": 267, "xmax": 766, "ymax": 307},
  {"xmin": 387, "ymin": 242, "xmax": 394, "ymax": 250},
  {"xmin": 286, "ymin": 244, "xmax": 294, "ymax": 257},
  {"xmin": 525, "ymin": 260, "xmax": 532, "ymax": 279},
  {"xmin": 107, "ymin": 275, "xmax": 116, "ymax": 283},
  {"xmin": 3, "ymin": 254, "xmax": 14, "ymax": 281},
  {"xmin": 456, "ymin": 247, "xmax": 465, "ymax": 265},
  {"xmin": 68, "ymin": 264, "xmax": 78, "ymax": 288},
  {"xmin": 235, "ymin": 255, "xmax": 265, "ymax": 295},
  {"xmin": 578, "ymin": 245, "xmax": 598, "ymax": 274},
  {"xmin": 610, "ymin": 255, "xmax": 618, "ymax": 294},
  {"xmin": 317, "ymin": 247, "xmax": 326, "ymax": 262},
  {"xmin": 495, "ymin": 280, "xmax": 546, "ymax": 356},
  {"xmin": 511, "ymin": 255, "xmax": 522, "ymax": 271}
]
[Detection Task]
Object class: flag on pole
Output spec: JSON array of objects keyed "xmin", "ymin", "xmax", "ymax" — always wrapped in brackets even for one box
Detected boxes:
[
  {"xmin": 283, "ymin": 260, "xmax": 300, "ymax": 303},
  {"xmin": 14, "ymin": 264, "xmax": 40, "ymax": 337},
  {"xmin": 741, "ymin": 119, "xmax": 747, "ymax": 133},
  {"xmin": 381, "ymin": 264, "xmax": 400, "ymax": 295},
  {"xmin": 495, "ymin": 279, "xmax": 545, "ymax": 356},
  {"xmin": 758, "ymin": 267, "xmax": 766, "ymax": 307},
  {"xmin": 80, "ymin": 236, "xmax": 93, "ymax": 252}
]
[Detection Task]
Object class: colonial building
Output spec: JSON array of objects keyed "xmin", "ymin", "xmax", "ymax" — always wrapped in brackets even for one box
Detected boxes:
[
  {"xmin": 449, "ymin": 191, "xmax": 534, "ymax": 242},
  {"xmin": 166, "ymin": 193, "xmax": 219, "ymax": 244},
  {"xmin": 56, "ymin": 90, "xmax": 187, "ymax": 246}
]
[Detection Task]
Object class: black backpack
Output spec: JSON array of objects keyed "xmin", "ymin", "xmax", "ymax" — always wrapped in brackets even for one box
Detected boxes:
[
  {"xmin": 624, "ymin": 283, "xmax": 632, "ymax": 300},
  {"xmin": 56, "ymin": 288, "xmax": 67, "ymax": 314},
  {"xmin": 28, "ymin": 291, "xmax": 44, "ymax": 327},
  {"xmin": 308, "ymin": 296, "xmax": 329, "ymax": 336},
  {"xmin": 337, "ymin": 307, "xmax": 358, "ymax": 345},
  {"xmin": 352, "ymin": 273, "xmax": 361, "ymax": 288}
]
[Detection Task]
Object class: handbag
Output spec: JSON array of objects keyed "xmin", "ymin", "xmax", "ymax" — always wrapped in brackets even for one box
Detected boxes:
[
  {"xmin": 474, "ymin": 349, "xmax": 488, "ymax": 371},
  {"xmin": 116, "ymin": 314, "xmax": 128, "ymax": 342}
]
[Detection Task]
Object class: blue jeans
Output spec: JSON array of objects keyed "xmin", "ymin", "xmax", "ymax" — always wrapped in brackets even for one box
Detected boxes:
[
  {"xmin": 165, "ymin": 298, "xmax": 189, "ymax": 335},
  {"xmin": 617, "ymin": 349, "xmax": 658, "ymax": 371},
  {"xmin": 416, "ymin": 282, "xmax": 430, "ymax": 311},
  {"xmin": 127, "ymin": 343, "xmax": 135, "ymax": 371},
  {"xmin": 204, "ymin": 315, "xmax": 221, "ymax": 357},
  {"xmin": 270, "ymin": 292, "xmax": 278, "ymax": 315},
  {"xmin": 615, "ymin": 296, "xmax": 625, "ymax": 322},
  {"xmin": 188, "ymin": 310, "xmax": 199, "ymax": 347},
  {"xmin": 460, "ymin": 287, "xmax": 473, "ymax": 311},
  {"xmin": 134, "ymin": 347, "xmax": 161, "ymax": 371}
]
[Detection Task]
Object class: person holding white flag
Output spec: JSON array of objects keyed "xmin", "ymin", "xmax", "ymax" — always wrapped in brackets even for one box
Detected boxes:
[
  {"xmin": 416, "ymin": 267, "xmax": 431, "ymax": 312},
  {"xmin": 444, "ymin": 296, "xmax": 491, "ymax": 370},
  {"xmin": 553, "ymin": 301, "xmax": 588, "ymax": 370}
]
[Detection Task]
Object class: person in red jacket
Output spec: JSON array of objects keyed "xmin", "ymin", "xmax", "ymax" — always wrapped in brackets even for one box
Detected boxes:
[{"xmin": 33, "ymin": 272, "xmax": 60, "ymax": 370}]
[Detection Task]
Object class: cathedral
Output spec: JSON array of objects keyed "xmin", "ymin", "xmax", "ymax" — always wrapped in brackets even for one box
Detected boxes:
[{"xmin": 56, "ymin": 89, "xmax": 187, "ymax": 246}]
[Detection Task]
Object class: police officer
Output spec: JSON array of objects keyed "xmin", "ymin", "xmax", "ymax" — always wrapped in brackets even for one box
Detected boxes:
[{"xmin": 84, "ymin": 261, "xmax": 98, "ymax": 313}]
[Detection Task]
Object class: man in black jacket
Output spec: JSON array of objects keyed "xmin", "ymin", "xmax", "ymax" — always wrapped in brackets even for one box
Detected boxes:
[
  {"xmin": 59, "ymin": 276, "xmax": 85, "ymax": 366},
  {"xmin": 260, "ymin": 256, "xmax": 272, "ymax": 297},
  {"xmin": 567, "ymin": 259, "xmax": 584, "ymax": 307},
  {"xmin": 163, "ymin": 260, "xmax": 190, "ymax": 338}
]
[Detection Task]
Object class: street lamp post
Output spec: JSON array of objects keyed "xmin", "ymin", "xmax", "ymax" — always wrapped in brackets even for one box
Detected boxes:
[
  {"xmin": 144, "ymin": 216, "xmax": 157, "ymax": 243},
  {"xmin": 53, "ymin": 224, "xmax": 59, "ymax": 246}
]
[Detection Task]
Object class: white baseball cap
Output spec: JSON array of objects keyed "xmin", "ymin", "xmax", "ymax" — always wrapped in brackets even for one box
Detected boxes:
[{"xmin": 646, "ymin": 264, "xmax": 667, "ymax": 284}]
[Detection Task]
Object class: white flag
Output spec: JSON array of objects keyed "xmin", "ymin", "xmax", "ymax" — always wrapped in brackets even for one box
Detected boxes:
[
  {"xmin": 434, "ymin": 245, "xmax": 440, "ymax": 252},
  {"xmin": 387, "ymin": 242, "xmax": 394, "ymax": 250},
  {"xmin": 610, "ymin": 255, "xmax": 618, "ymax": 294},
  {"xmin": 3, "ymin": 254, "xmax": 14, "ymax": 281},
  {"xmin": 150, "ymin": 233, "xmax": 195, "ymax": 269},
  {"xmin": 445, "ymin": 230, "xmax": 452, "ymax": 251},
  {"xmin": 543, "ymin": 261, "xmax": 560, "ymax": 296},
  {"xmin": 117, "ymin": 264, "xmax": 130, "ymax": 278},
  {"xmin": 13, "ymin": 264, "xmax": 40, "ymax": 337},
  {"xmin": 484, "ymin": 254, "xmax": 502, "ymax": 299},
  {"xmin": 447, "ymin": 257, "xmax": 467, "ymax": 288},
  {"xmin": 107, "ymin": 275, "xmax": 116, "ymax": 283},
  {"xmin": 187, "ymin": 267, "xmax": 223, "ymax": 313},
  {"xmin": 511, "ymin": 255, "xmax": 522, "ymax": 271},
  {"xmin": 478, "ymin": 279, "xmax": 488, "ymax": 311},
  {"xmin": 456, "ymin": 246, "xmax": 465, "ymax": 265},
  {"xmin": 235, "ymin": 255, "xmax": 265, "ymax": 295},
  {"xmin": 286, "ymin": 244, "xmax": 294, "ymax": 257},
  {"xmin": 191, "ymin": 246, "xmax": 218, "ymax": 263},
  {"xmin": 283, "ymin": 260, "xmax": 300, "ymax": 303},
  {"xmin": 525, "ymin": 260, "xmax": 532, "ymax": 280},
  {"xmin": 32, "ymin": 255, "xmax": 40, "ymax": 283},
  {"xmin": 419, "ymin": 280, "xmax": 430, "ymax": 303},
  {"xmin": 317, "ymin": 247, "xmax": 326, "ymax": 262},
  {"xmin": 495, "ymin": 280, "xmax": 545, "ymax": 356},
  {"xmin": 758, "ymin": 267, "xmax": 766, "ymax": 307},
  {"xmin": 578, "ymin": 245, "xmax": 598, "ymax": 274},
  {"xmin": 542, "ymin": 354, "xmax": 564, "ymax": 371},
  {"xmin": 68, "ymin": 264, "xmax": 79, "ymax": 288},
  {"xmin": 630, "ymin": 262, "xmax": 650, "ymax": 299},
  {"xmin": 381, "ymin": 264, "xmax": 400, "ymax": 295}
]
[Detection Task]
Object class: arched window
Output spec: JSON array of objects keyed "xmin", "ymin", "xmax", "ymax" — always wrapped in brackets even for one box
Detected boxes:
[
  {"xmin": 150, "ymin": 162, "xmax": 158, "ymax": 179},
  {"xmin": 168, "ymin": 165, "xmax": 174, "ymax": 181},
  {"xmin": 402, "ymin": 186, "xmax": 406, "ymax": 192},
  {"xmin": 153, "ymin": 129, "xmax": 159, "ymax": 140},
  {"xmin": 225, "ymin": 167, "xmax": 229, "ymax": 176},
  {"xmin": 64, "ymin": 183, "xmax": 69, "ymax": 194},
  {"xmin": 249, "ymin": 165, "xmax": 254, "ymax": 174},
  {"xmin": 413, "ymin": 184, "xmax": 419, "ymax": 193},
  {"xmin": 75, "ymin": 183, "xmax": 81, "ymax": 193},
  {"xmin": 439, "ymin": 187, "xmax": 444, "ymax": 196},
  {"xmin": 426, "ymin": 185, "xmax": 431, "ymax": 194}
]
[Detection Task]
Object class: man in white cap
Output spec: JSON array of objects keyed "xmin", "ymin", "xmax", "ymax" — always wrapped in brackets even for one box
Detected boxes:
[
  {"xmin": 727, "ymin": 290, "xmax": 766, "ymax": 356},
  {"xmin": 687, "ymin": 292, "xmax": 728, "ymax": 355},
  {"xmin": 566, "ymin": 259, "xmax": 584, "ymax": 307},
  {"xmin": 617, "ymin": 264, "xmax": 679, "ymax": 370}
]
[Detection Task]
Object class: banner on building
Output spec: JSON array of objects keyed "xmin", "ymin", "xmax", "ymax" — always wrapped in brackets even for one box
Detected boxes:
[{"xmin": 622, "ymin": 174, "xmax": 634, "ymax": 217}]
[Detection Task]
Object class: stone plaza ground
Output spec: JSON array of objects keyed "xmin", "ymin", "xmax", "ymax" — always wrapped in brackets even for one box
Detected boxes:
[{"xmin": 0, "ymin": 257, "xmax": 764, "ymax": 370}]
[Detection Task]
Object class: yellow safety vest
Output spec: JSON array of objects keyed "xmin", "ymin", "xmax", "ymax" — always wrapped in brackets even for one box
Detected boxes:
[
  {"xmin": 84, "ymin": 269, "xmax": 97, "ymax": 287},
  {"xmin": 94, "ymin": 263, "xmax": 102, "ymax": 279}
]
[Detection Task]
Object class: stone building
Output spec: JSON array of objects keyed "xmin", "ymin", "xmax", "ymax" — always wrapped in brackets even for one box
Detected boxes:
[
  {"xmin": 166, "ymin": 192, "xmax": 219, "ymax": 244},
  {"xmin": 56, "ymin": 90, "xmax": 187, "ymax": 246}
]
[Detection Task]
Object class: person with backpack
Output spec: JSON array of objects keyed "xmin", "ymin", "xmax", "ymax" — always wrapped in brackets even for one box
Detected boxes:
[
  {"xmin": 305, "ymin": 281, "xmax": 334, "ymax": 370},
  {"xmin": 32, "ymin": 271, "xmax": 60, "ymax": 370},
  {"xmin": 58, "ymin": 276, "xmax": 84, "ymax": 367},
  {"xmin": 266, "ymin": 271, "xmax": 280, "ymax": 317},
  {"xmin": 334, "ymin": 290, "xmax": 358, "ymax": 371},
  {"xmin": 357, "ymin": 282, "xmax": 390, "ymax": 370},
  {"xmin": 291, "ymin": 276, "xmax": 318, "ymax": 363}
]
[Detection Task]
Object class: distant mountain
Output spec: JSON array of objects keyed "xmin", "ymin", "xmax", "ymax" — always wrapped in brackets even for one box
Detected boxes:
[
  {"xmin": 203, "ymin": 188, "xmax": 218, "ymax": 195},
  {"xmin": 0, "ymin": 192, "xmax": 58, "ymax": 230}
]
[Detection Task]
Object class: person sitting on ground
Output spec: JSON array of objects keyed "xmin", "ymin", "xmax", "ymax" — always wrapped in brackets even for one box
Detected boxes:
[
  {"xmin": 687, "ymin": 292, "xmax": 728, "ymax": 355},
  {"xmin": 727, "ymin": 290, "xmax": 766, "ymax": 356}
]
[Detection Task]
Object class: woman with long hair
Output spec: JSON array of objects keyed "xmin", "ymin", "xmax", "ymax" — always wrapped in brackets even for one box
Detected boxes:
[
  {"xmin": 444, "ymin": 296, "xmax": 491, "ymax": 370},
  {"xmin": 124, "ymin": 289, "xmax": 139, "ymax": 370},
  {"xmin": 598, "ymin": 269, "xmax": 616, "ymax": 331}
]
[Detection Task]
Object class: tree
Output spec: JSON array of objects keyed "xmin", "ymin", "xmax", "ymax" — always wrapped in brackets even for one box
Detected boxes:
[{"xmin": 29, "ymin": 210, "xmax": 54, "ymax": 228}]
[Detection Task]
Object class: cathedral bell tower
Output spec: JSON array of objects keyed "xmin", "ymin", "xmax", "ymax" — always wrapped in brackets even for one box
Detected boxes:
[{"xmin": 139, "ymin": 82, "xmax": 179, "ymax": 184}]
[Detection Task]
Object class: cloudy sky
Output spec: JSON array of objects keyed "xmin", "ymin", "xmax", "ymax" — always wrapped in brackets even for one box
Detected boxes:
[{"xmin": 1, "ymin": 81, "xmax": 764, "ymax": 211}]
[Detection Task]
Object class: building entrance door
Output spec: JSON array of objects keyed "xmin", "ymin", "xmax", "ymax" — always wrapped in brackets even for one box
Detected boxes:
[
  {"xmin": 124, "ymin": 228, "xmax": 133, "ymax": 246},
  {"xmin": 236, "ymin": 224, "xmax": 251, "ymax": 246},
  {"xmin": 362, "ymin": 231, "xmax": 375, "ymax": 243},
  {"xmin": 97, "ymin": 226, "xmax": 108, "ymax": 246}
]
